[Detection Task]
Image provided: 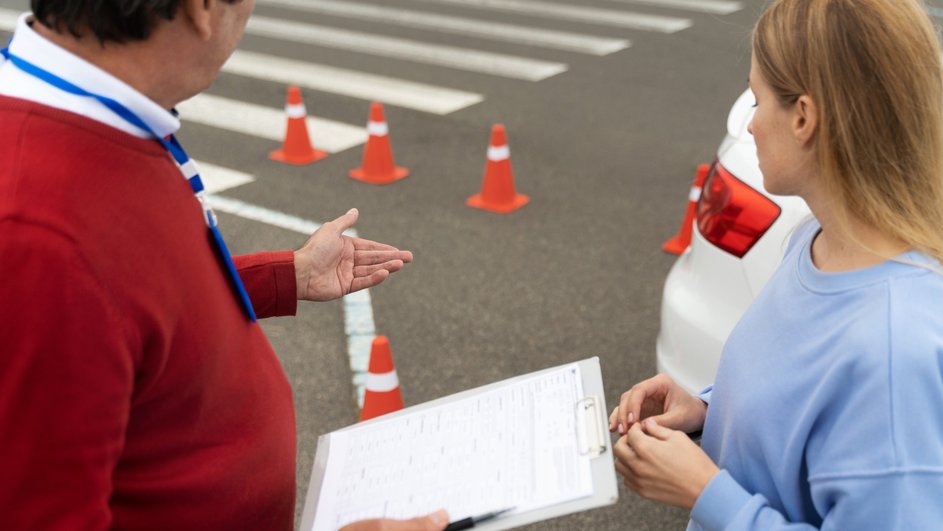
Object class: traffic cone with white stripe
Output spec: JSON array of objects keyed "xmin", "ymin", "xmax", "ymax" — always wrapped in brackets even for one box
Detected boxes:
[
  {"xmin": 360, "ymin": 336, "xmax": 405, "ymax": 421},
  {"xmin": 349, "ymin": 102, "xmax": 409, "ymax": 185},
  {"xmin": 662, "ymin": 163, "xmax": 710, "ymax": 255},
  {"xmin": 466, "ymin": 124, "xmax": 529, "ymax": 213},
  {"xmin": 269, "ymin": 85, "xmax": 327, "ymax": 165}
]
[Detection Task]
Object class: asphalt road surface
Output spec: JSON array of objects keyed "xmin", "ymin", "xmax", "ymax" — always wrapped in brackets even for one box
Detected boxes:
[{"xmin": 1, "ymin": 1, "xmax": 771, "ymax": 529}]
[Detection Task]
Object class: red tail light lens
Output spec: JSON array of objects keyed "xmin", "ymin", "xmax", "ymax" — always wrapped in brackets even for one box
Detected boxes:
[{"xmin": 696, "ymin": 163, "xmax": 781, "ymax": 258}]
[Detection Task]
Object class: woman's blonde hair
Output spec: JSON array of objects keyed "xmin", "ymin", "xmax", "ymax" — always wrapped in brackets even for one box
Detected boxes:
[{"xmin": 754, "ymin": 0, "xmax": 943, "ymax": 266}]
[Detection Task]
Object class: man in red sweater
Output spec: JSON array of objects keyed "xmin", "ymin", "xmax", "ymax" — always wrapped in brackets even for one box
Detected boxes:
[{"xmin": 0, "ymin": 1, "xmax": 445, "ymax": 530}]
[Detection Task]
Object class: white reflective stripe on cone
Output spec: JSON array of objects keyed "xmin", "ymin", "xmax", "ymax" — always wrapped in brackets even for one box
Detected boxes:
[
  {"xmin": 286, "ymin": 103, "xmax": 307, "ymax": 118},
  {"xmin": 365, "ymin": 370, "xmax": 399, "ymax": 392},
  {"xmin": 487, "ymin": 145, "xmax": 510, "ymax": 161},
  {"xmin": 367, "ymin": 121, "xmax": 389, "ymax": 136},
  {"xmin": 689, "ymin": 186, "xmax": 702, "ymax": 202}
]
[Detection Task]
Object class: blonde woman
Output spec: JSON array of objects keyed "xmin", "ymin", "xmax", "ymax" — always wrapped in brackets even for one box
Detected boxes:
[{"xmin": 609, "ymin": 0, "xmax": 943, "ymax": 528}]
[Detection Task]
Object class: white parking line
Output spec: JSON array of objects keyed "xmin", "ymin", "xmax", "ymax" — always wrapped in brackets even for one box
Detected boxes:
[
  {"xmin": 224, "ymin": 50, "xmax": 483, "ymax": 115},
  {"xmin": 255, "ymin": 0, "xmax": 630, "ymax": 56},
  {"xmin": 608, "ymin": 0, "xmax": 743, "ymax": 15},
  {"xmin": 177, "ymin": 93, "xmax": 368, "ymax": 153},
  {"xmin": 195, "ymin": 160, "xmax": 256, "ymax": 193},
  {"xmin": 407, "ymin": 0, "xmax": 692, "ymax": 33},
  {"xmin": 0, "ymin": 8, "xmax": 17, "ymax": 30},
  {"xmin": 246, "ymin": 15, "xmax": 568, "ymax": 81},
  {"xmin": 207, "ymin": 194, "xmax": 376, "ymax": 407}
]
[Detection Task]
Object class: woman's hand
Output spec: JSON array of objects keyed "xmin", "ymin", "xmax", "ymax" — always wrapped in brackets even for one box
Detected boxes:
[
  {"xmin": 614, "ymin": 419, "xmax": 719, "ymax": 510},
  {"xmin": 608, "ymin": 373, "xmax": 707, "ymax": 436}
]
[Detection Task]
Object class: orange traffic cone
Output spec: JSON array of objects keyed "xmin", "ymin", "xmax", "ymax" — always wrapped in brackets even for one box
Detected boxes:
[
  {"xmin": 269, "ymin": 85, "xmax": 327, "ymax": 165},
  {"xmin": 360, "ymin": 336, "xmax": 405, "ymax": 421},
  {"xmin": 662, "ymin": 163, "xmax": 711, "ymax": 255},
  {"xmin": 349, "ymin": 102, "xmax": 409, "ymax": 185},
  {"xmin": 466, "ymin": 124, "xmax": 529, "ymax": 213}
]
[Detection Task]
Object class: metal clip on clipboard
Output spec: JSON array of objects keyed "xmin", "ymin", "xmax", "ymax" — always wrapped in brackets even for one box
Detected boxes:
[{"xmin": 575, "ymin": 396, "xmax": 607, "ymax": 457}]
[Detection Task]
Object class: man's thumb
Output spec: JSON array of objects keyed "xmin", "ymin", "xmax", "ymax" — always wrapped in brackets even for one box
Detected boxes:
[{"xmin": 400, "ymin": 509, "xmax": 449, "ymax": 531}]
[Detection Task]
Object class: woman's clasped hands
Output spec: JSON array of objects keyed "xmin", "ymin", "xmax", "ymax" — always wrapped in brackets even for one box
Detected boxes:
[{"xmin": 609, "ymin": 374, "xmax": 720, "ymax": 510}]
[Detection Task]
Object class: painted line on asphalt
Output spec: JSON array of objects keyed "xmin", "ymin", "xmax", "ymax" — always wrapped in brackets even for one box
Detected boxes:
[
  {"xmin": 607, "ymin": 0, "xmax": 743, "ymax": 15},
  {"xmin": 408, "ymin": 0, "xmax": 693, "ymax": 33},
  {"xmin": 224, "ymin": 50, "xmax": 483, "ymax": 115},
  {"xmin": 256, "ymin": 0, "xmax": 630, "ymax": 56},
  {"xmin": 195, "ymin": 160, "xmax": 256, "ymax": 193},
  {"xmin": 246, "ymin": 15, "xmax": 568, "ymax": 81},
  {"xmin": 0, "ymin": 8, "xmax": 18, "ymax": 30},
  {"xmin": 207, "ymin": 194, "xmax": 375, "ymax": 407},
  {"xmin": 177, "ymin": 93, "xmax": 368, "ymax": 153}
]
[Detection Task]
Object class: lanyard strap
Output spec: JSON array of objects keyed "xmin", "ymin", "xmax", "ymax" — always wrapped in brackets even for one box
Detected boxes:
[{"xmin": 1, "ymin": 46, "xmax": 257, "ymax": 322}]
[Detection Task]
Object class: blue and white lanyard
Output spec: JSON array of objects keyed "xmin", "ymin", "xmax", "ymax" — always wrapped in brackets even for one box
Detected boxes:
[{"xmin": 1, "ymin": 46, "xmax": 258, "ymax": 322}]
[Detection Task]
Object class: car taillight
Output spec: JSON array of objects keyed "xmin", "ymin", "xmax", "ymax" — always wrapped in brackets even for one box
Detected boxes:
[{"xmin": 696, "ymin": 163, "xmax": 781, "ymax": 258}]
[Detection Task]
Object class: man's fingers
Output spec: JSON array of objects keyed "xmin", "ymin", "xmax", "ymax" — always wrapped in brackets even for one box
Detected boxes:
[
  {"xmin": 354, "ymin": 261, "xmax": 404, "ymax": 277},
  {"xmin": 349, "ymin": 269, "xmax": 391, "ymax": 293},
  {"xmin": 356, "ymin": 250, "xmax": 412, "ymax": 266},
  {"xmin": 394, "ymin": 509, "xmax": 449, "ymax": 531},
  {"xmin": 352, "ymin": 237, "xmax": 412, "ymax": 259}
]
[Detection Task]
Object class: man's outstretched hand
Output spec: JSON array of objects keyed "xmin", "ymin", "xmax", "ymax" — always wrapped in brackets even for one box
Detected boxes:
[{"xmin": 294, "ymin": 208, "xmax": 413, "ymax": 301}]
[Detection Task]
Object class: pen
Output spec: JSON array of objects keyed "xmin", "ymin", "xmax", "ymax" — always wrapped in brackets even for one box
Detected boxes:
[{"xmin": 443, "ymin": 507, "xmax": 516, "ymax": 531}]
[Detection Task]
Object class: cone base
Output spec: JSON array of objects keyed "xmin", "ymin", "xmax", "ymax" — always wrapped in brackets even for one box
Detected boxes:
[
  {"xmin": 348, "ymin": 166, "xmax": 410, "ymax": 185},
  {"xmin": 269, "ymin": 148, "xmax": 328, "ymax": 165},
  {"xmin": 466, "ymin": 193, "xmax": 530, "ymax": 214},
  {"xmin": 360, "ymin": 390, "xmax": 405, "ymax": 421},
  {"xmin": 661, "ymin": 235, "xmax": 688, "ymax": 255}
]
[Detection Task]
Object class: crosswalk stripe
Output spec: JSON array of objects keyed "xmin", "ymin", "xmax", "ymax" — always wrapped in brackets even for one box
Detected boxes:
[
  {"xmin": 195, "ymin": 161, "xmax": 256, "ymax": 194},
  {"xmin": 408, "ymin": 0, "xmax": 692, "ymax": 33},
  {"xmin": 246, "ymin": 15, "xmax": 568, "ymax": 81},
  {"xmin": 608, "ymin": 0, "xmax": 743, "ymax": 15},
  {"xmin": 177, "ymin": 93, "xmax": 368, "ymax": 153},
  {"xmin": 0, "ymin": 8, "xmax": 19, "ymax": 30},
  {"xmin": 255, "ymin": 0, "xmax": 630, "ymax": 56},
  {"xmin": 224, "ymin": 50, "xmax": 483, "ymax": 115}
]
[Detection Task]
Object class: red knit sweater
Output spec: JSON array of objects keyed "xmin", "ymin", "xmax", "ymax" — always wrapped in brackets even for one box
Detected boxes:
[{"xmin": 0, "ymin": 96, "xmax": 298, "ymax": 530}]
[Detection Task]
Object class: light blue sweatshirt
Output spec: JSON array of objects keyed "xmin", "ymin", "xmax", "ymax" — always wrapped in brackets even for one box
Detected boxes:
[{"xmin": 688, "ymin": 220, "xmax": 943, "ymax": 530}]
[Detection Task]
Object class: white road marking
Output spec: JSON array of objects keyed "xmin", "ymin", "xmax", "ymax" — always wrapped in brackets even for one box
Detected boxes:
[
  {"xmin": 177, "ymin": 93, "xmax": 368, "ymax": 153},
  {"xmin": 224, "ymin": 50, "xmax": 483, "ymax": 115},
  {"xmin": 195, "ymin": 161, "xmax": 256, "ymax": 193},
  {"xmin": 607, "ymin": 0, "xmax": 743, "ymax": 15},
  {"xmin": 207, "ymin": 194, "xmax": 376, "ymax": 407},
  {"xmin": 246, "ymin": 15, "xmax": 568, "ymax": 81},
  {"xmin": 255, "ymin": 0, "xmax": 630, "ymax": 56},
  {"xmin": 0, "ymin": 8, "xmax": 18, "ymax": 30},
  {"xmin": 406, "ymin": 0, "xmax": 693, "ymax": 33}
]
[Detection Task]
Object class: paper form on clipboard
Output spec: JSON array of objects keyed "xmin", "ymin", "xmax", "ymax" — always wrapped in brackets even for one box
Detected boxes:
[{"xmin": 300, "ymin": 358, "xmax": 618, "ymax": 531}]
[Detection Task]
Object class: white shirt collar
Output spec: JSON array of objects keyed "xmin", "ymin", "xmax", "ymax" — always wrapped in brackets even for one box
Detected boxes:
[{"xmin": 0, "ymin": 12, "xmax": 180, "ymax": 138}]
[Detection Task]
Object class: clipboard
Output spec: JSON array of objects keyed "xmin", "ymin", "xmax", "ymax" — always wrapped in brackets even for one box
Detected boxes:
[{"xmin": 299, "ymin": 357, "xmax": 618, "ymax": 530}]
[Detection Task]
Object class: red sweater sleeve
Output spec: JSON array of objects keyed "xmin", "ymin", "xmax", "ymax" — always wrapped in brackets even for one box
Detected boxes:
[
  {"xmin": 0, "ymin": 222, "xmax": 135, "ymax": 530},
  {"xmin": 233, "ymin": 251, "xmax": 297, "ymax": 318}
]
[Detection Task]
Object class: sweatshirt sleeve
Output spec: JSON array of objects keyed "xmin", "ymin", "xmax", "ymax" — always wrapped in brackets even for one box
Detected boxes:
[
  {"xmin": 233, "ymin": 251, "xmax": 297, "ymax": 319},
  {"xmin": 0, "ymin": 223, "xmax": 134, "ymax": 530},
  {"xmin": 691, "ymin": 468, "xmax": 943, "ymax": 530}
]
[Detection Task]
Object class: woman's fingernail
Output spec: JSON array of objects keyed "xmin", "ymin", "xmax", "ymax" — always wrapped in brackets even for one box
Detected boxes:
[
  {"xmin": 618, "ymin": 423, "xmax": 625, "ymax": 434},
  {"xmin": 627, "ymin": 412, "xmax": 635, "ymax": 424}
]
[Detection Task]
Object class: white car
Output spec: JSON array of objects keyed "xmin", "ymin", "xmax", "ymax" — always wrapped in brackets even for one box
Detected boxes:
[{"xmin": 656, "ymin": 89, "xmax": 811, "ymax": 393}]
